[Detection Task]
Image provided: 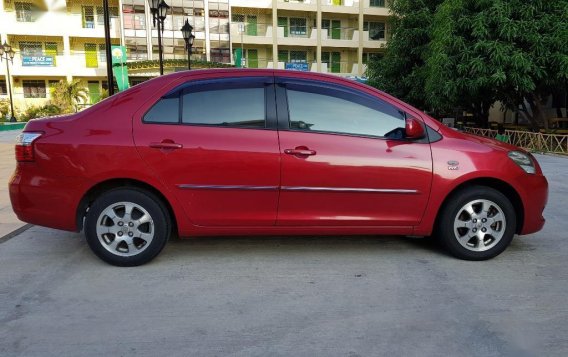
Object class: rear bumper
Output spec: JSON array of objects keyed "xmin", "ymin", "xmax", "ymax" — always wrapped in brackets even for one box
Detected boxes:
[
  {"xmin": 9, "ymin": 165, "xmax": 87, "ymax": 232},
  {"xmin": 516, "ymin": 173, "xmax": 548, "ymax": 235}
]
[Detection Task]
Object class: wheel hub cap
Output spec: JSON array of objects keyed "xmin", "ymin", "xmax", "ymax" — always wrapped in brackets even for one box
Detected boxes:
[
  {"xmin": 95, "ymin": 202, "xmax": 155, "ymax": 257},
  {"xmin": 453, "ymin": 199, "xmax": 507, "ymax": 252}
]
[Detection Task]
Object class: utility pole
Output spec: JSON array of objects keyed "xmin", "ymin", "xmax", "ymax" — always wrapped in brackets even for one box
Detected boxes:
[{"xmin": 103, "ymin": 0, "xmax": 114, "ymax": 95}]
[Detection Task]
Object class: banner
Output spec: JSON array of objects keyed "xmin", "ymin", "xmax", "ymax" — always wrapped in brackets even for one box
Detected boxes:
[
  {"xmin": 111, "ymin": 46, "xmax": 130, "ymax": 92},
  {"xmin": 22, "ymin": 56, "xmax": 54, "ymax": 66}
]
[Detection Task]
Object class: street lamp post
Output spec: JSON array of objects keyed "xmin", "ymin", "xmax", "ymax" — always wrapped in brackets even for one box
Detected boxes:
[
  {"xmin": 0, "ymin": 41, "xmax": 16, "ymax": 122},
  {"xmin": 180, "ymin": 19, "xmax": 194, "ymax": 70},
  {"xmin": 148, "ymin": 0, "xmax": 170, "ymax": 75}
]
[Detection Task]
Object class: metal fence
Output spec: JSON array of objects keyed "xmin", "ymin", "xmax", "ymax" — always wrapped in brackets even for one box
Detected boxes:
[{"xmin": 464, "ymin": 127, "xmax": 568, "ymax": 154}]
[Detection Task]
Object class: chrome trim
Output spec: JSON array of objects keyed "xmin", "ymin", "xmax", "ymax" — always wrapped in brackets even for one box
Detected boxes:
[
  {"xmin": 281, "ymin": 186, "xmax": 419, "ymax": 194},
  {"xmin": 178, "ymin": 184, "xmax": 418, "ymax": 194},
  {"xmin": 177, "ymin": 184, "xmax": 278, "ymax": 191}
]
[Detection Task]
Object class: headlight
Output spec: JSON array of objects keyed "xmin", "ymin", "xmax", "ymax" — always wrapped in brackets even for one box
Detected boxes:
[{"xmin": 508, "ymin": 151, "xmax": 535, "ymax": 174}]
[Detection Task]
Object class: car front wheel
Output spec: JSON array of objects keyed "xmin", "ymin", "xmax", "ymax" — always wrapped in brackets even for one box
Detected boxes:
[
  {"xmin": 84, "ymin": 188, "xmax": 171, "ymax": 266},
  {"xmin": 437, "ymin": 186, "xmax": 517, "ymax": 260}
]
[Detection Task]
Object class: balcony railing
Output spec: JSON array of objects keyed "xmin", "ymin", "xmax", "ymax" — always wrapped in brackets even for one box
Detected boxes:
[
  {"xmin": 322, "ymin": 61, "xmax": 355, "ymax": 74},
  {"xmin": 323, "ymin": 27, "xmax": 357, "ymax": 40},
  {"xmin": 278, "ymin": 0, "xmax": 315, "ymax": 4},
  {"xmin": 232, "ymin": 22, "xmax": 273, "ymax": 38},
  {"xmin": 320, "ymin": 0, "xmax": 358, "ymax": 7}
]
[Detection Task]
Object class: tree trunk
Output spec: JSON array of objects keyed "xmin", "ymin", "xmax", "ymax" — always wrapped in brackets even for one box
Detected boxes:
[{"xmin": 525, "ymin": 94, "xmax": 547, "ymax": 131}]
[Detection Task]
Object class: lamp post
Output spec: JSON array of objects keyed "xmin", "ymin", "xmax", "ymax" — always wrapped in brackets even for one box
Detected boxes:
[
  {"xmin": 148, "ymin": 0, "xmax": 170, "ymax": 75},
  {"xmin": 180, "ymin": 19, "xmax": 194, "ymax": 70},
  {"xmin": 0, "ymin": 41, "xmax": 16, "ymax": 122}
]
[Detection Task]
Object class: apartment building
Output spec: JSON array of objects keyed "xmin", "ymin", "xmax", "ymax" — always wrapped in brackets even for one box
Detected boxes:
[
  {"xmin": 0, "ymin": 0, "xmax": 388, "ymax": 113},
  {"xmin": 231, "ymin": 0, "xmax": 388, "ymax": 76}
]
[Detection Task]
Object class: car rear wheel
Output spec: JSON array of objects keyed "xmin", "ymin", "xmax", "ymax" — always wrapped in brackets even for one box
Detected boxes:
[
  {"xmin": 84, "ymin": 188, "xmax": 170, "ymax": 266},
  {"xmin": 437, "ymin": 186, "xmax": 517, "ymax": 260}
]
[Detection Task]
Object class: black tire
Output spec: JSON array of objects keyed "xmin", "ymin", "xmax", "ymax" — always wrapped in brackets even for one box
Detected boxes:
[
  {"xmin": 437, "ymin": 186, "xmax": 517, "ymax": 261},
  {"xmin": 84, "ymin": 188, "xmax": 171, "ymax": 266}
]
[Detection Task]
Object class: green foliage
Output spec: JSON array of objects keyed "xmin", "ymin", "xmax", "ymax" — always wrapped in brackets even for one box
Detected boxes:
[
  {"xmin": 367, "ymin": 0, "xmax": 444, "ymax": 109},
  {"xmin": 368, "ymin": 0, "xmax": 568, "ymax": 129},
  {"xmin": 426, "ymin": 0, "xmax": 568, "ymax": 128},
  {"xmin": 127, "ymin": 59, "xmax": 234, "ymax": 70},
  {"xmin": 0, "ymin": 99, "xmax": 10, "ymax": 120},
  {"xmin": 51, "ymin": 79, "xmax": 89, "ymax": 113},
  {"xmin": 20, "ymin": 104, "xmax": 63, "ymax": 122}
]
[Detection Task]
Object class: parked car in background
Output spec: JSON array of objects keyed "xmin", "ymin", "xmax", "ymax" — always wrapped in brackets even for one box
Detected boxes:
[{"xmin": 9, "ymin": 69, "xmax": 548, "ymax": 266}]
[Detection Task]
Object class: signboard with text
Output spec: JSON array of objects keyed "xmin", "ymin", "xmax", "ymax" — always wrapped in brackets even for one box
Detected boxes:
[
  {"xmin": 285, "ymin": 62, "xmax": 309, "ymax": 71},
  {"xmin": 22, "ymin": 56, "xmax": 54, "ymax": 66}
]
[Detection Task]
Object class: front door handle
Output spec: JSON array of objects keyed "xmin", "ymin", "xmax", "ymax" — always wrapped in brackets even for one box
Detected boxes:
[
  {"xmin": 284, "ymin": 147, "xmax": 317, "ymax": 156},
  {"xmin": 149, "ymin": 140, "xmax": 183, "ymax": 150}
]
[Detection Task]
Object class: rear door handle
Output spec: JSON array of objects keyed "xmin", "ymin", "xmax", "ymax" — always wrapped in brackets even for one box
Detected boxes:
[
  {"xmin": 284, "ymin": 147, "xmax": 317, "ymax": 156},
  {"xmin": 149, "ymin": 141, "xmax": 183, "ymax": 150}
]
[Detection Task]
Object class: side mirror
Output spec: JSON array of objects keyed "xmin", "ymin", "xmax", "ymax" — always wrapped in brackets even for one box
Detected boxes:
[{"xmin": 405, "ymin": 117, "xmax": 425, "ymax": 139}]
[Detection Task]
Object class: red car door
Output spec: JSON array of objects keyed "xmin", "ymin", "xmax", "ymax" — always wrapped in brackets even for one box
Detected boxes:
[
  {"xmin": 133, "ymin": 76, "xmax": 280, "ymax": 226},
  {"xmin": 275, "ymin": 78, "xmax": 433, "ymax": 227}
]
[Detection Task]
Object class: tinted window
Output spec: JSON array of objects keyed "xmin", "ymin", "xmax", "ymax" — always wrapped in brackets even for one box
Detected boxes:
[
  {"xmin": 182, "ymin": 88, "xmax": 265, "ymax": 128},
  {"xmin": 286, "ymin": 88, "xmax": 405, "ymax": 137},
  {"xmin": 143, "ymin": 96, "xmax": 179, "ymax": 123}
]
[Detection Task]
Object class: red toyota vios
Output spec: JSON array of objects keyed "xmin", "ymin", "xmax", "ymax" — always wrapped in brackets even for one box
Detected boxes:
[{"xmin": 9, "ymin": 69, "xmax": 548, "ymax": 266}]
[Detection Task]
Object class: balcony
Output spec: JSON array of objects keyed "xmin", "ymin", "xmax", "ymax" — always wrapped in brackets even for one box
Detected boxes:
[
  {"xmin": 364, "ymin": 0, "xmax": 390, "ymax": 16},
  {"xmin": 321, "ymin": 27, "xmax": 360, "ymax": 47},
  {"xmin": 277, "ymin": 0, "xmax": 317, "ymax": 12},
  {"xmin": 320, "ymin": 0, "xmax": 359, "ymax": 14},
  {"xmin": 2, "ymin": 3, "xmax": 121, "ymax": 38},
  {"xmin": 230, "ymin": 22, "xmax": 274, "ymax": 45},
  {"xmin": 276, "ymin": 26, "xmax": 317, "ymax": 46}
]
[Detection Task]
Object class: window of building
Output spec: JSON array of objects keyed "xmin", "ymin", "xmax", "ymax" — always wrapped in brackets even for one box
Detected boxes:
[
  {"xmin": 125, "ymin": 37, "xmax": 148, "ymax": 60},
  {"xmin": 210, "ymin": 48, "xmax": 230, "ymax": 63},
  {"xmin": 82, "ymin": 6, "xmax": 95, "ymax": 28},
  {"xmin": 364, "ymin": 21, "xmax": 385, "ymax": 40},
  {"xmin": 290, "ymin": 18, "xmax": 307, "ymax": 36},
  {"xmin": 122, "ymin": 4, "xmax": 145, "ymax": 30},
  {"xmin": 370, "ymin": 0, "xmax": 385, "ymax": 7},
  {"xmin": 0, "ymin": 80, "xmax": 7, "ymax": 95},
  {"xmin": 96, "ymin": 6, "xmax": 119, "ymax": 28},
  {"xmin": 286, "ymin": 86, "xmax": 405, "ymax": 138},
  {"xmin": 23, "ymin": 80, "xmax": 46, "ymax": 98},
  {"xmin": 19, "ymin": 41, "xmax": 43, "ymax": 56},
  {"xmin": 182, "ymin": 87, "xmax": 265, "ymax": 128},
  {"xmin": 15, "ymin": 2, "xmax": 40, "ymax": 22}
]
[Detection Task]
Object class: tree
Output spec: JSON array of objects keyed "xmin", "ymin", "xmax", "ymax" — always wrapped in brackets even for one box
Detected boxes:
[
  {"xmin": 51, "ymin": 79, "xmax": 89, "ymax": 113},
  {"xmin": 366, "ymin": 0, "xmax": 444, "ymax": 110},
  {"xmin": 426, "ymin": 0, "xmax": 568, "ymax": 129}
]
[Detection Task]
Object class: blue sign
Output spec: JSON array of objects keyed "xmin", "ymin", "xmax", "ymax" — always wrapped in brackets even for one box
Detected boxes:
[
  {"xmin": 22, "ymin": 56, "xmax": 55, "ymax": 67},
  {"xmin": 285, "ymin": 62, "xmax": 309, "ymax": 71}
]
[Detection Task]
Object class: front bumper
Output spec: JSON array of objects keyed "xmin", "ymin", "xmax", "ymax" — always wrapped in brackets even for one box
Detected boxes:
[{"xmin": 515, "ymin": 173, "xmax": 548, "ymax": 235}]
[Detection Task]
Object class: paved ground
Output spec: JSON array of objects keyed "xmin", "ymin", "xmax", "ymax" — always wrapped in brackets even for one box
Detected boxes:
[
  {"xmin": 0, "ymin": 130, "xmax": 24, "ymax": 237},
  {"xmin": 0, "ymin": 151, "xmax": 566, "ymax": 356}
]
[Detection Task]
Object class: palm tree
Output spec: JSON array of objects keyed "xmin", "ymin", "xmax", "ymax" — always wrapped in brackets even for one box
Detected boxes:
[{"xmin": 51, "ymin": 79, "xmax": 89, "ymax": 113}]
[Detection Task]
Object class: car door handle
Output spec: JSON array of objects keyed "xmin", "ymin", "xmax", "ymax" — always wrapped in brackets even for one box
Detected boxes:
[
  {"xmin": 149, "ymin": 141, "xmax": 183, "ymax": 150},
  {"xmin": 284, "ymin": 148, "xmax": 317, "ymax": 156}
]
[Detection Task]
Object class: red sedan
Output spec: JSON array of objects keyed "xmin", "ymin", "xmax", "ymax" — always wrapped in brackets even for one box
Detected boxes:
[{"xmin": 9, "ymin": 69, "xmax": 548, "ymax": 266}]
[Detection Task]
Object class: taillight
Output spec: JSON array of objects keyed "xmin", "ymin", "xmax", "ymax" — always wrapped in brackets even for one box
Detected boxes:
[{"xmin": 15, "ymin": 132, "xmax": 43, "ymax": 162}]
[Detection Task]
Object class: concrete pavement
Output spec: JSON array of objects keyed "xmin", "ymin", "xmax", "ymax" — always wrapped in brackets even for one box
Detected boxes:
[
  {"xmin": 0, "ymin": 130, "xmax": 24, "ymax": 238},
  {"xmin": 0, "ymin": 153, "xmax": 566, "ymax": 356}
]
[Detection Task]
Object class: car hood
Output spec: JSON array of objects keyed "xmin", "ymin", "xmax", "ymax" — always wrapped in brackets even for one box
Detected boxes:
[{"xmin": 440, "ymin": 126, "xmax": 520, "ymax": 153}]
